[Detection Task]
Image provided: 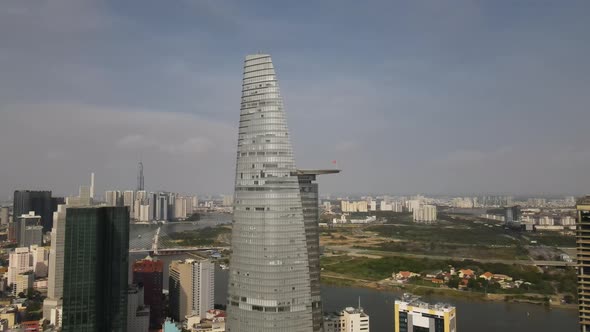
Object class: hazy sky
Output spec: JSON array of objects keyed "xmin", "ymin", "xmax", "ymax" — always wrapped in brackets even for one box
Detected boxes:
[{"xmin": 1, "ymin": 0, "xmax": 589, "ymax": 199}]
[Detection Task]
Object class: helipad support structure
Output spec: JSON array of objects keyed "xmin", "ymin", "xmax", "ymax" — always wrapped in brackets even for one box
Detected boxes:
[{"xmin": 296, "ymin": 169, "xmax": 340, "ymax": 331}]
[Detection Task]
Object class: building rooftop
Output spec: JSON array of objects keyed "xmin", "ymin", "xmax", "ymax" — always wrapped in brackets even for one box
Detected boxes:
[
  {"xmin": 397, "ymin": 293, "xmax": 455, "ymax": 312},
  {"xmin": 577, "ymin": 196, "xmax": 590, "ymax": 206},
  {"xmin": 295, "ymin": 169, "xmax": 341, "ymax": 176}
]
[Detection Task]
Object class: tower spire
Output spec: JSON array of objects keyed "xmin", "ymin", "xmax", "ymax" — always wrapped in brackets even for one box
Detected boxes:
[{"xmin": 137, "ymin": 161, "xmax": 144, "ymax": 191}]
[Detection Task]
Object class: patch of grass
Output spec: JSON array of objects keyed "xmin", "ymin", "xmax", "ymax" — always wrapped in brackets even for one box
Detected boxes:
[{"xmin": 168, "ymin": 226, "xmax": 231, "ymax": 246}]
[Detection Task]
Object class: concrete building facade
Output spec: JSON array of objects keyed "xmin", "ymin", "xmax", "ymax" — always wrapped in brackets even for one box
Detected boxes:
[
  {"xmin": 324, "ymin": 307, "xmax": 370, "ymax": 332},
  {"xmin": 169, "ymin": 259, "xmax": 214, "ymax": 323}
]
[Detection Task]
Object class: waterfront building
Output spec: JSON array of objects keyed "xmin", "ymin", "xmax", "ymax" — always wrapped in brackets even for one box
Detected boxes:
[
  {"xmin": 127, "ymin": 284, "xmax": 150, "ymax": 332},
  {"xmin": 61, "ymin": 206, "xmax": 129, "ymax": 331},
  {"xmin": 169, "ymin": 258, "xmax": 214, "ymax": 322},
  {"xmin": 577, "ymin": 196, "xmax": 590, "ymax": 331},
  {"xmin": 324, "ymin": 306, "xmax": 370, "ymax": 332},
  {"xmin": 297, "ymin": 169, "xmax": 340, "ymax": 331},
  {"xmin": 13, "ymin": 190, "xmax": 53, "ymax": 232},
  {"xmin": 133, "ymin": 256, "xmax": 164, "ymax": 328},
  {"xmin": 394, "ymin": 294, "xmax": 456, "ymax": 332},
  {"xmin": 227, "ymin": 54, "xmax": 313, "ymax": 331}
]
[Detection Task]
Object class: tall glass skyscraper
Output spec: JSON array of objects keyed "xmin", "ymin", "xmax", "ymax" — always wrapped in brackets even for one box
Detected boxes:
[
  {"xmin": 227, "ymin": 54, "xmax": 313, "ymax": 331},
  {"xmin": 61, "ymin": 206, "xmax": 129, "ymax": 332}
]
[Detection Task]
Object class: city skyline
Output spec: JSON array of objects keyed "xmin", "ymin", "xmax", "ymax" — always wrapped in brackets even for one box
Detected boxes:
[{"xmin": 1, "ymin": 1, "xmax": 590, "ymax": 197}]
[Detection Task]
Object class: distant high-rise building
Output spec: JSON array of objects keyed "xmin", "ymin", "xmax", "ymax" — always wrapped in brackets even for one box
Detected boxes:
[
  {"xmin": 394, "ymin": 295, "xmax": 456, "ymax": 332},
  {"xmin": 8, "ymin": 247, "xmax": 33, "ymax": 287},
  {"xmin": 105, "ymin": 190, "xmax": 123, "ymax": 206},
  {"xmin": 127, "ymin": 284, "xmax": 150, "ymax": 332},
  {"xmin": 324, "ymin": 306, "xmax": 370, "ymax": 332},
  {"xmin": 13, "ymin": 273, "xmax": 34, "ymax": 297},
  {"xmin": 577, "ymin": 196, "xmax": 590, "ymax": 331},
  {"xmin": 0, "ymin": 207, "xmax": 9, "ymax": 225},
  {"xmin": 16, "ymin": 212, "xmax": 43, "ymax": 247},
  {"xmin": 137, "ymin": 162, "xmax": 145, "ymax": 191},
  {"xmin": 61, "ymin": 206, "xmax": 129, "ymax": 331},
  {"xmin": 169, "ymin": 259, "xmax": 214, "ymax": 322},
  {"xmin": 90, "ymin": 172, "xmax": 95, "ymax": 200},
  {"xmin": 413, "ymin": 205, "xmax": 437, "ymax": 223},
  {"xmin": 43, "ymin": 205, "xmax": 66, "ymax": 319},
  {"xmin": 132, "ymin": 257, "xmax": 164, "ymax": 329},
  {"xmin": 297, "ymin": 169, "xmax": 340, "ymax": 332},
  {"xmin": 504, "ymin": 205, "xmax": 521, "ymax": 224},
  {"xmin": 13, "ymin": 190, "xmax": 53, "ymax": 232},
  {"xmin": 227, "ymin": 54, "xmax": 313, "ymax": 331}
]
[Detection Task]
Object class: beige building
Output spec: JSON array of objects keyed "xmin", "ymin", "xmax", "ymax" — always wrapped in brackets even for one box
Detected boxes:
[
  {"xmin": 394, "ymin": 294, "xmax": 456, "ymax": 332},
  {"xmin": 413, "ymin": 205, "xmax": 437, "ymax": 223},
  {"xmin": 169, "ymin": 259, "xmax": 215, "ymax": 322},
  {"xmin": 341, "ymin": 201, "xmax": 368, "ymax": 213},
  {"xmin": 14, "ymin": 273, "xmax": 34, "ymax": 296},
  {"xmin": 324, "ymin": 306, "xmax": 369, "ymax": 332}
]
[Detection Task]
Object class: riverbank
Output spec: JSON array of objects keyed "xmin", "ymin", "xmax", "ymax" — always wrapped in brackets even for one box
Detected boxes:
[{"xmin": 320, "ymin": 272, "xmax": 577, "ymax": 309}]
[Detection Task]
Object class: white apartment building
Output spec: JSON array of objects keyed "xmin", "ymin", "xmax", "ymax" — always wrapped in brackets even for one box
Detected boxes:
[
  {"xmin": 369, "ymin": 201, "xmax": 377, "ymax": 212},
  {"xmin": 324, "ymin": 307, "xmax": 369, "ymax": 332},
  {"xmin": 43, "ymin": 204, "xmax": 66, "ymax": 319},
  {"xmin": 406, "ymin": 200, "xmax": 421, "ymax": 213},
  {"xmin": 341, "ymin": 201, "xmax": 369, "ymax": 213},
  {"xmin": 413, "ymin": 205, "xmax": 437, "ymax": 223},
  {"xmin": 8, "ymin": 247, "xmax": 33, "ymax": 286}
]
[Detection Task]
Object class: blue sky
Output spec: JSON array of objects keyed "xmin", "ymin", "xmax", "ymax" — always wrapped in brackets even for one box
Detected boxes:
[{"xmin": 1, "ymin": 0, "xmax": 589, "ymax": 198}]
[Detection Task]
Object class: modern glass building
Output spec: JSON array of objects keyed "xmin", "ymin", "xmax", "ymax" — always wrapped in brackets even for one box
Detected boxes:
[
  {"xmin": 61, "ymin": 206, "xmax": 129, "ymax": 332},
  {"xmin": 577, "ymin": 196, "xmax": 590, "ymax": 331},
  {"xmin": 297, "ymin": 170, "xmax": 339, "ymax": 332},
  {"xmin": 227, "ymin": 54, "xmax": 313, "ymax": 331},
  {"xmin": 13, "ymin": 190, "xmax": 54, "ymax": 232}
]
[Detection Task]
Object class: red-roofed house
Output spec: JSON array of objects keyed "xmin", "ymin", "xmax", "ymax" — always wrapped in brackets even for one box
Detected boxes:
[
  {"xmin": 479, "ymin": 272, "xmax": 493, "ymax": 280},
  {"xmin": 458, "ymin": 269, "xmax": 475, "ymax": 278}
]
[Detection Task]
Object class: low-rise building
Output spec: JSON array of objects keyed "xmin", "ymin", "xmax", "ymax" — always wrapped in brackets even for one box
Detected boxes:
[
  {"xmin": 394, "ymin": 294, "xmax": 456, "ymax": 332},
  {"xmin": 324, "ymin": 306, "xmax": 370, "ymax": 332}
]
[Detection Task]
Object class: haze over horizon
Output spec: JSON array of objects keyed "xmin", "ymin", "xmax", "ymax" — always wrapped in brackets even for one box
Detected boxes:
[{"xmin": 1, "ymin": 0, "xmax": 589, "ymax": 198}]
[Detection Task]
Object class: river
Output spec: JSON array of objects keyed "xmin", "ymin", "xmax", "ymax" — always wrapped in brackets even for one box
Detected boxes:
[{"xmin": 129, "ymin": 217, "xmax": 579, "ymax": 331}]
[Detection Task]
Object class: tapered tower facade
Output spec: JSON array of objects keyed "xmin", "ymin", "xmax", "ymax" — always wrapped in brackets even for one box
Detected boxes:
[{"xmin": 227, "ymin": 54, "xmax": 313, "ymax": 331}]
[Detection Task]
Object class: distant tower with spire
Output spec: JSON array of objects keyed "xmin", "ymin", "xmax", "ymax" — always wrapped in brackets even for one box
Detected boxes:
[{"xmin": 137, "ymin": 161, "xmax": 144, "ymax": 191}]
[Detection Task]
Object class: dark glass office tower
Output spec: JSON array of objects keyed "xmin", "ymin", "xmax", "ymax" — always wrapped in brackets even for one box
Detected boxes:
[
  {"xmin": 61, "ymin": 206, "xmax": 129, "ymax": 332},
  {"xmin": 13, "ymin": 190, "xmax": 53, "ymax": 232},
  {"xmin": 227, "ymin": 54, "xmax": 312, "ymax": 332},
  {"xmin": 577, "ymin": 196, "xmax": 590, "ymax": 331},
  {"xmin": 296, "ymin": 169, "xmax": 339, "ymax": 332}
]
